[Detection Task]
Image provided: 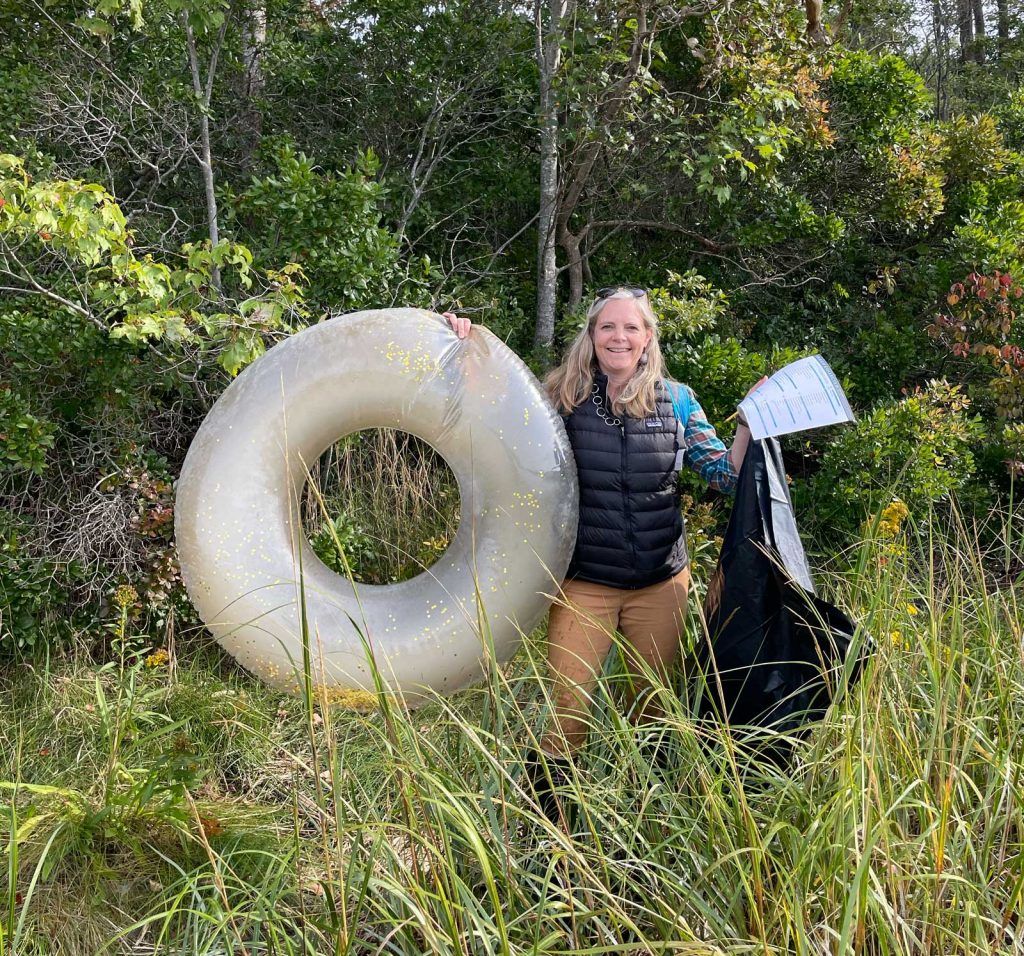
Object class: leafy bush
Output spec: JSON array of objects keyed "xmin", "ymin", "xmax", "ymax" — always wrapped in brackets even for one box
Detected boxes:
[
  {"xmin": 825, "ymin": 264, "xmax": 944, "ymax": 407},
  {"xmin": 309, "ymin": 511, "xmax": 377, "ymax": 579},
  {"xmin": 800, "ymin": 380, "xmax": 987, "ymax": 533},
  {"xmin": 828, "ymin": 51, "xmax": 931, "ymax": 144},
  {"xmin": 0, "ymin": 385, "xmax": 54, "ymax": 474},
  {"xmin": 873, "ymin": 127, "xmax": 946, "ymax": 231},
  {"xmin": 827, "ymin": 52, "xmax": 945, "ymax": 231},
  {"xmin": 1001, "ymin": 421, "xmax": 1024, "ymax": 478},
  {"xmin": 653, "ymin": 270, "xmax": 810, "ymax": 426},
  {"xmin": 0, "ymin": 153, "xmax": 302, "ymax": 656},
  {"xmin": 992, "ymin": 86, "xmax": 1024, "ymax": 153},
  {"xmin": 941, "ymin": 114, "xmax": 1016, "ymax": 218},
  {"xmin": 738, "ymin": 188, "xmax": 847, "ymax": 248},
  {"xmin": 0, "ymin": 153, "xmax": 303, "ymax": 374},
  {"xmin": 0, "ymin": 510, "xmax": 74, "ymax": 654},
  {"xmin": 929, "ymin": 270, "xmax": 1024, "ymax": 422},
  {"xmin": 225, "ymin": 142, "xmax": 403, "ymax": 314},
  {"xmin": 950, "ymin": 200, "xmax": 1024, "ymax": 277},
  {"xmin": 695, "ymin": 55, "xmax": 834, "ymax": 203}
]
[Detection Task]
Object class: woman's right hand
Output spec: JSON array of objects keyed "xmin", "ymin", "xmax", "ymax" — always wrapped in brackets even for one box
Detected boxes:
[
  {"xmin": 442, "ymin": 311, "xmax": 472, "ymax": 340},
  {"xmin": 736, "ymin": 375, "xmax": 769, "ymax": 429}
]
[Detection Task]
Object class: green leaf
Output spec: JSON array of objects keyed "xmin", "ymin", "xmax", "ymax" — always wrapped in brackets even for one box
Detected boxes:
[{"xmin": 75, "ymin": 16, "xmax": 114, "ymax": 36}]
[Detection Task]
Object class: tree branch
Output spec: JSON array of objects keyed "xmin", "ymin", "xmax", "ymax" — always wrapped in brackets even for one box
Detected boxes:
[
  {"xmin": 582, "ymin": 219, "xmax": 734, "ymax": 254},
  {"xmin": 0, "ymin": 278, "xmax": 105, "ymax": 333}
]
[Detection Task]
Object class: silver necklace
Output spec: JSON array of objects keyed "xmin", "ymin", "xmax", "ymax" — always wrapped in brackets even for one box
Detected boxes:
[{"xmin": 591, "ymin": 383, "xmax": 622, "ymax": 427}]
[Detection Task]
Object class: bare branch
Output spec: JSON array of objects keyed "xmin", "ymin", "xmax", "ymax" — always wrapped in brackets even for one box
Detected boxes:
[
  {"xmin": 583, "ymin": 219, "xmax": 734, "ymax": 254},
  {"xmin": 0, "ymin": 241, "xmax": 108, "ymax": 332}
]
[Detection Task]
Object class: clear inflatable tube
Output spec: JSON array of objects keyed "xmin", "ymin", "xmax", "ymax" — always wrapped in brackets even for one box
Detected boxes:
[{"xmin": 175, "ymin": 309, "xmax": 579, "ymax": 704}]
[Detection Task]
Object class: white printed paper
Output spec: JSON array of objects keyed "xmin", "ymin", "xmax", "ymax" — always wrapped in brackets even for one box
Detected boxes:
[{"xmin": 739, "ymin": 354, "xmax": 855, "ymax": 440}]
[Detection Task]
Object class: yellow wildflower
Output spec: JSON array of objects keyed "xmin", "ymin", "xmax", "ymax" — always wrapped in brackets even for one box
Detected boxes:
[
  {"xmin": 145, "ymin": 648, "xmax": 170, "ymax": 669},
  {"xmin": 871, "ymin": 498, "xmax": 910, "ymax": 537},
  {"xmin": 906, "ymin": 604, "xmax": 919, "ymax": 616},
  {"xmin": 889, "ymin": 629, "xmax": 902, "ymax": 645},
  {"xmin": 113, "ymin": 584, "xmax": 139, "ymax": 609},
  {"xmin": 884, "ymin": 499, "xmax": 909, "ymax": 522},
  {"xmin": 326, "ymin": 688, "xmax": 380, "ymax": 712}
]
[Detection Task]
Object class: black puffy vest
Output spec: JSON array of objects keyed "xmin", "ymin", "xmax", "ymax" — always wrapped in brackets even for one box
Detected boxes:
[{"xmin": 564, "ymin": 375, "xmax": 687, "ymax": 589}]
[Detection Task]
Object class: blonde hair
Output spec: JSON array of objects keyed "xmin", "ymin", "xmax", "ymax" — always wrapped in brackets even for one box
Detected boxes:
[{"xmin": 544, "ymin": 289, "xmax": 667, "ymax": 418}]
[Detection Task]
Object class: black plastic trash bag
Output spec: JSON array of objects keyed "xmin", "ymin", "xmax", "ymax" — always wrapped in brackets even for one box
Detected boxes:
[{"xmin": 696, "ymin": 438, "xmax": 863, "ymax": 758}]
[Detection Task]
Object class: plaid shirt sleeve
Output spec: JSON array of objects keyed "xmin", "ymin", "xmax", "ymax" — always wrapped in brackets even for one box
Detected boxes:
[{"xmin": 679, "ymin": 385, "xmax": 739, "ymax": 496}]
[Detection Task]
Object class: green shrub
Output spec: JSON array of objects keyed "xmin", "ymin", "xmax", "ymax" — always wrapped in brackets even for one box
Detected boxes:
[
  {"xmin": 0, "ymin": 510, "xmax": 73, "ymax": 654},
  {"xmin": 654, "ymin": 271, "xmax": 809, "ymax": 425},
  {"xmin": 225, "ymin": 142, "xmax": 403, "ymax": 314},
  {"xmin": 835, "ymin": 297, "xmax": 938, "ymax": 407},
  {"xmin": 0, "ymin": 385, "xmax": 55, "ymax": 474},
  {"xmin": 873, "ymin": 126, "xmax": 947, "ymax": 231},
  {"xmin": 941, "ymin": 114, "xmax": 1015, "ymax": 214},
  {"xmin": 828, "ymin": 51, "xmax": 931, "ymax": 144},
  {"xmin": 950, "ymin": 199, "xmax": 1024, "ymax": 276},
  {"xmin": 827, "ymin": 52, "xmax": 946, "ymax": 231},
  {"xmin": 800, "ymin": 380, "xmax": 987, "ymax": 533},
  {"xmin": 738, "ymin": 188, "xmax": 847, "ymax": 248},
  {"xmin": 309, "ymin": 511, "xmax": 377, "ymax": 578},
  {"xmin": 654, "ymin": 270, "xmax": 742, "ymax": 423}
]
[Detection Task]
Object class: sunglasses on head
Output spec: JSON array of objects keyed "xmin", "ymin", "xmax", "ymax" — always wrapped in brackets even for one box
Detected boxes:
[{"xmin": 596, "ymin": 286, "xmax": 647, "ymax": 299}]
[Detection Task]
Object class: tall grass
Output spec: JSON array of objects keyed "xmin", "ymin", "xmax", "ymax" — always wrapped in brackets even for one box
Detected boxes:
[
  {"xmin": 303, "ymin": 430, "xmax": 461, "ymax": 585},
  {"xmin": 2, "ymin": 463, "xmax": 1022, "ymax": 953}
]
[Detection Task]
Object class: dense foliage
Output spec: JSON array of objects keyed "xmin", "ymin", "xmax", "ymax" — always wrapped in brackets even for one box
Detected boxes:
[
  {"xmin": 3, "ymin": 2, "xmax": 1024, "ymax": 952},
  {"xmin": 1, "ymin": 0, "xmax": 1023, "ymax": 647}
]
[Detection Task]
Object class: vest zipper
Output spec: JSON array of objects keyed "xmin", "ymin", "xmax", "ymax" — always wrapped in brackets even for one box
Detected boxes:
[{"xmin": 621, "ymin": 420, "xmax": 635, "ymax": 576}]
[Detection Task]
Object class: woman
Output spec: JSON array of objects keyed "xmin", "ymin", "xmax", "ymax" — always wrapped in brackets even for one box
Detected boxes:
[{"xmin": 445, "ymin": 288, "xmax": 762, "ymax": 815}]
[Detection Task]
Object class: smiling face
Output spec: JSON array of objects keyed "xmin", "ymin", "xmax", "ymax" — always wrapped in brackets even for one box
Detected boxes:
[{"xmin": 590, "ymin": 298, "xmax": 654, "ymax": 379}]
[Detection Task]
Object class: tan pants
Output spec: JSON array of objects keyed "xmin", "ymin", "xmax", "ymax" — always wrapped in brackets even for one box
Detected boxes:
[{"xmin": 541, "ymin": 566, "xmax": 691, "ymax": 756}]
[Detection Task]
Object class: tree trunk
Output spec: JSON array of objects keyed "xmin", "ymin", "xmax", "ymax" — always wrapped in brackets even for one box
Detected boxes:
[
  {"xmin": 560, "ymin": 227, "xmax": 583, "ymax": 312},
  {"xmin": 581, "ymin": 230, "xmax": 592, "ymax": 290},
  {"xmin": 958, "ymin": 0, "xmax": 973, "ymax": 61},
  {"xmin": 184, "ymin": 14, "xmax": 228, "ymax": 293},
  {"xmin": 533, "ymin": 0, "xmax": 568, "ymax": 363},
  {"xmin": 805, "ymin": 0, "xmax": 826, "ymax": 43},
  {"xmin": 549, "ymin": 8, "xmax": 650, "ymax": 319},
  {"xmin": 933, "ymin": 0, "xmax": 948, "ymax": 119},
  {"xmin": 239, "ymin": 0, "xmax": 266, "ymax": 169},
  {"xmin": 972, "ymin": 0, "xmax": 985, "ymax": 61}
]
